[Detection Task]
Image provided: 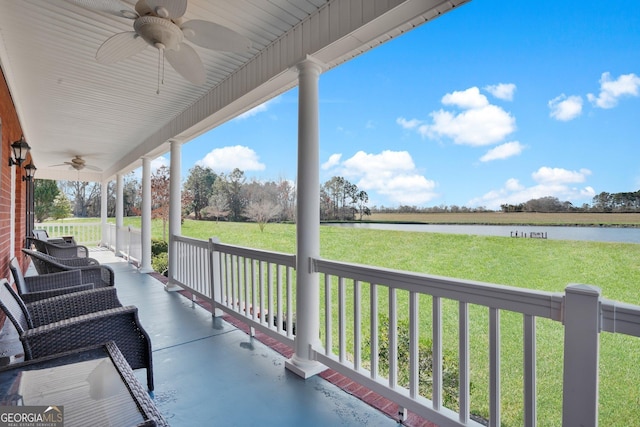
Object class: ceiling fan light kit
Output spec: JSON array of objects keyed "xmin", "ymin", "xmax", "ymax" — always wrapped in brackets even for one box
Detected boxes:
[{"xmin": 69, "ymin": 0, "xmax": 251, "ymax": 88}]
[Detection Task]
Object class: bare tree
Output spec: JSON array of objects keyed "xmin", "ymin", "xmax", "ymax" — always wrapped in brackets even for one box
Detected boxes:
[
  {"xmin": 151, "ymin": 165, "xmax": 171, "ymax": 241},
  {"xmin": 245, "ymin": 200, "xmax": 281, "ymax": 231}
]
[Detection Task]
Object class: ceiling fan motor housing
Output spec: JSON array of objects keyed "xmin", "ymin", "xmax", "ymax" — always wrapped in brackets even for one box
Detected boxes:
[{"xmin": 134, "ymin": 15, "xmax": 183, "ymax": 50}]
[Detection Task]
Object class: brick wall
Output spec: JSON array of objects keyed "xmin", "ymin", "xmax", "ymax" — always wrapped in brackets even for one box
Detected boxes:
[{"xmin": 0, "ymin": 67, "xmax": 27, "ymax": 326}]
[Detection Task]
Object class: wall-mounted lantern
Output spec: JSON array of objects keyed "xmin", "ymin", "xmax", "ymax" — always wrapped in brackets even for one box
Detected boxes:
[
  {"xmin": 8, "ymin": 135, "xmax": 31, "ymax": 167},
  {"xmin": 23, "ymin": 162, "xmax": 37, "ymax": 181}
]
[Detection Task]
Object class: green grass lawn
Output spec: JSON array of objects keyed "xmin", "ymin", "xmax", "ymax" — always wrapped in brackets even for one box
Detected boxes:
[{"xmin": 106, "ymin": 218, "xmax": 640, "ymax": 426}]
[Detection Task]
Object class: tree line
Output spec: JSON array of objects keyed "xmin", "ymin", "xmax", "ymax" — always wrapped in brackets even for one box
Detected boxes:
[
  {"xmin": 33, "ymin": 166, "xmax": 372, "ymax": 233},
  {"xmin": 34, "ymin": 170, "xmax": 640, "ymax": 231}
]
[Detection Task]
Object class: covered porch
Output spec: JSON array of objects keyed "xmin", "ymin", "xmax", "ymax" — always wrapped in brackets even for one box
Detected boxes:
[{"xmin": 15, "ymin": 247, "xmax": 409, "ymax": 426}]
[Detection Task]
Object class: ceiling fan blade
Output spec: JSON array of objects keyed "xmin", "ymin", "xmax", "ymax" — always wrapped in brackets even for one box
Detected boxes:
[
  {"xmin": 145, "ymin": 0, "xmax": 187, "ymax": 19},
  {"xmin": 96, "ymin": 32, "xmax": 148, "ymax": 64},
  {"xmin": 165, "ymin": 43, "xmax": 206, "ymax": 85},
  {"xmin": 182, "ymin": 20, "xmax": 252, "ymax": 53},
  {"xmin": 64, "ymin": 0, "xmax": 138, "ymax": 19}
]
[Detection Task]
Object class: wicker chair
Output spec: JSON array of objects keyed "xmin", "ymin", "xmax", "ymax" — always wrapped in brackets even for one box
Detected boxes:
[
  {"xmin": 0, "ymin": 279, "xmax": 154, "ymax": 390},
  {"xmin": 27, "ymin": 237, "xmax": 89, "ymax": 258},
  {"xmin": 9, "ymin": 257, "xmax": 94, "ymax": 303},
  {"xmin": 23, "ymin": 249, "xmax": 114, "ymax": 287}
]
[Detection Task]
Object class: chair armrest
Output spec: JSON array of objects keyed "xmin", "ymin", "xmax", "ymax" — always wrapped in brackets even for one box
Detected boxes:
[
  {"xmin": 20, "ymin": 283, "xmax": 95, "ymax": 303},
  {"xmin": 23, "ymin": 270, "xmax": 83, "ymax": 292},
  {"xmin": 26, "ymin": 287, "xmax": 122, "ymax": 327},
  {"xmin": 52, "ymin": 257, "xmax": 95, "ymax": 267},
  {"xmin": 79, "ymin": 265, "xmax": 115, "ymax": 287}
]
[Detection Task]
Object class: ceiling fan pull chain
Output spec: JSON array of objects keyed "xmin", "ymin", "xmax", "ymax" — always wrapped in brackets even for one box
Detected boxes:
[
  {"xmin": 156, "ymin": 47, "xmax": 167, "ymax": 95},
  {"xmin": 157, "ymin": 48, "xmax": 161, "ymax": 95}
]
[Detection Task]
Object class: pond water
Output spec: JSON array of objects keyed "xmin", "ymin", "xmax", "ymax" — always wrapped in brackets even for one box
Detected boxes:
[{"xmin": 325, "ymin": 223, "xmax": 640, "ymax": 244}]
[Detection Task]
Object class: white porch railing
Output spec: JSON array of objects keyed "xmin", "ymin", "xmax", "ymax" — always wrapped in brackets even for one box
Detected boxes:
[
  {"xmin": 169, "ymin": 236, "xmax": 640, "ymax": 427},
  {"xmin": 103, "ymin": 224, "xmax": 142, "ymax": 266},
  {"xmin": 34, "ymin": 222, "xmax": 102, "ymax": 245}
]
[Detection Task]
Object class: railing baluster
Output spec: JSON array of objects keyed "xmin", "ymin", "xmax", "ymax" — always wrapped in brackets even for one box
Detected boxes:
[
  {"xmin": 339, "ymin": 277, "xmax": 346, "ymax": 364},
  {"xmin": 286, "ymin": 266, "xmax": 293, "ymax": 337},
  {"xmin": 370, "ymin": 283, "xmax": 378, "ymax": 380},
  {"xmin": 277, "ymin": 264, "xmax": 283, "ymax": 333},
  {"xmin": 353, "ymin": 279, "xmax": 361, "ymax": 371},
  {"xmin": 389, "ymin": 287, "xmax": 398, "ymax": 389},
  {"xmin": 243, "ymin": 257, "xmax": 250, "ymax": 317},
  {"xmin": 432, "ymin": 296, "xmax": 442, "ymax": 409},
  {"xmin": 251, "ymin": 259, "xmax": 257, "ymax": 321},
  {"xmin": 523, "ymin": 314, "xmax": 536, "ymax": 427},
  {"xmin": 409, "ymin": 291, "xmax": 419, "ymax": 399},
  {"xmin": 459, "ymin": 301, "xmax": 469, "ymax": 424},
  {"xmin": 267, "ymin": 263, "xmax": 274, "ymax": 329},
  {"xmin": 324, "ymin": 273, "xmax": 332, "ymax": 355},
  {"xmin": 259, "ymin": 261, "xmax": 265, "ymax": 325},
  {"xmin": 489, "ymin": 307, "xmax": 501, "ymax": 427}
]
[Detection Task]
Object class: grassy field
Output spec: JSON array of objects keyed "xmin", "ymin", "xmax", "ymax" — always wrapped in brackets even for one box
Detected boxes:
[
  {"xmin": 368, "ymin": 211, "xmax": 640, "ymax": 226},
  {"xmin": 70, "ymin": 216, "xmax": 640, "ymax": 425}
]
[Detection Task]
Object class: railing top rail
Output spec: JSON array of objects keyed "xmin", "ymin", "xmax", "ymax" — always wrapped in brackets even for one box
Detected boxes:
[
  {"xmin": 601, "ymin": 299, "xmax": 640, "ymax": 337},
  {"xmin": 213, "ymin": 241, "xmax": 296, "ymax": 267},
  {"xmin": 313, "ymin": 257, "xmax": 564, "ymax": 320},
  {"xmin": 173, "ymin": 234, "xmax": 209, "ymax": 249}
]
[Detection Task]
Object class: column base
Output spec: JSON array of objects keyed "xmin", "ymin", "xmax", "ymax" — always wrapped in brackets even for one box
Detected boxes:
[
  {"xmin": 285, "ymin": 355, "xmax": 327, "ymax": 379},
  {"xmin": 164, "ymin": 281, "xmax": 182, "ymax": 292}
]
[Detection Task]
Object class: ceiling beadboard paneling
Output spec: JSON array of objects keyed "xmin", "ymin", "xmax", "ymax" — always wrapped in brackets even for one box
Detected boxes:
[{"xmin": 0, "ymin": 0, "xmax": 468, "ymax": 181}]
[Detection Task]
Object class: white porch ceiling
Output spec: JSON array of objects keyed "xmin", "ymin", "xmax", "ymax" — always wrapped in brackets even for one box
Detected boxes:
[{"xmin": 0, "ymin": 0, "xmax": 469, "ymax": 182}]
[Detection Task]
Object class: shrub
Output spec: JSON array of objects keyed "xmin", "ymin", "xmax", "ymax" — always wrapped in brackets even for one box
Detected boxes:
[
  {"xmin": 151, "ymin": 252, "xmax": 169, "ymax": 276},
  {"xmin": 151, "ymin": 238, "xmax": 168, "ymax": 256}
]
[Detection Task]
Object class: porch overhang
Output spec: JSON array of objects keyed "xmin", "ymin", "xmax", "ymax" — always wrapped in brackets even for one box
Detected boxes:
[{"xmin": 0, "ymin": 0, "xmax": 469, "ymax": 181}]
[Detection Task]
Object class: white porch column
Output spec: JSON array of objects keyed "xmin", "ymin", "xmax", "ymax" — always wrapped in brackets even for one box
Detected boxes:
[
  {"xmin": 100, "ymin": 180, "xmax": 108, "ymax": 247},
  {"xmin": 140, "ymin": 157, "xmax": 153, "ymax": 272},
  {"xmin": 115, "ymin": 174, "xmax": 124, "ymax": 257},
  {"xmin": 285, "ymin": 57, "xmax": 326, "ymax": 378},
  {"xmin": 167, "ymin": 140, "xmax": 182, "ymax": 291}
]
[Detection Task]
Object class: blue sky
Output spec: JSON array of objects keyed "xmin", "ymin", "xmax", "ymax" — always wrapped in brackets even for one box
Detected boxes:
[{"xmin": 161, "ymin": 0, "xmax": 640, "ymax": 210}]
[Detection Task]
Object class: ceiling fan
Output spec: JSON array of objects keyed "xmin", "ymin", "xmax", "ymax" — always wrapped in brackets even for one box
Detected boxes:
[
  {"xmin": 66, "ymin": 0, "xmax": 252, "ymax": 86},
  {"xmin": 51, "ymin": 156, "xmax": 102, "ymax": 171}
]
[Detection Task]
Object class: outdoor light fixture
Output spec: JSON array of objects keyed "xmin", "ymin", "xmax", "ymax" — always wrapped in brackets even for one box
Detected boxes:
[
  {"xmin": 8, "ymin": 135, "xmax": 31, "ymax": 167},
  {"xmin": 23, "ymin": 162, "xmax": 36, "ymax": 181}
]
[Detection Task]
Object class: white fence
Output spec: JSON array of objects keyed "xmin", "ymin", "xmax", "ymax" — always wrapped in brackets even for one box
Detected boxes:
[
  {"xmin": 34, "ymin": 222, "xmax": 102, "ymax": 246},
  {"xmin": 170, "ymin": 235, "xmax": 640, "ymax": 427}
]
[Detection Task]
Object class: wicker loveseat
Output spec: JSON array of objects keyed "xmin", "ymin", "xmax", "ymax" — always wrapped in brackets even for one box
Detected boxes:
[
  {"xmin": 0, "ymin": 279, "xmax": 154, "ymax": 390},
  {"xmin": 23, "ymin": 249, "xmax": 114, "ymax": 287}
]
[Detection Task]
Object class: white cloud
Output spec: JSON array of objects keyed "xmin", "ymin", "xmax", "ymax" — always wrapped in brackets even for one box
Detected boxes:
[
  {"xmin": 548, "ymin": 94, "xmax": 583, "ymax": 121},
  {"xmin": 325, "ymin": 150, "xmax": 438, "ymax": 205},
  {"xmin": 485, "ymin": 83, "xmax": 516, "ymax": 101},
  {"xmin": 441, "ymin": 87, "xmax": 489, "ymax": 109},
  {"xmin": 151, "ymin": 156, "xmax": 169, "ymax": 171},
  {"xmin": 322, "ymin": 153, "xmax": 342, "ymax": 170},
  {"xmin": 587, "ymin": 72, "xmax": 640, "ymax": 109},
  {"xmin": 480, "ymin": 141, "xmax": 525, "ymax": 162},
  {"xmin": 396, "ymin": 117, "xmax": 423, "ymax": 130},
  {"xmin": 197, "ymin": 145, "xmax": 266, "ymax": 173},
  {"xmin": 531, "ymin": 166, "xmax": 591, "ymax": 184},
  {"xmin": 468, "ymin": 166, "xmax": 594, "ymax": 209},
  {"xmin": 409, "ymin": 87, "xmax": 516, "ymax": 146}
]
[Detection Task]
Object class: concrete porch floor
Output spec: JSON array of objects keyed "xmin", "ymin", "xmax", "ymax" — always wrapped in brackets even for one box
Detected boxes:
[{"xmin": 10, "ymin": 248, "xmax": 407, "ymax": 426}]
